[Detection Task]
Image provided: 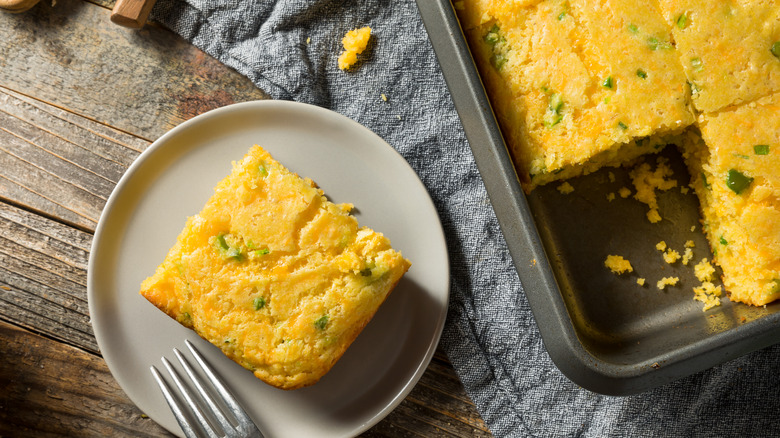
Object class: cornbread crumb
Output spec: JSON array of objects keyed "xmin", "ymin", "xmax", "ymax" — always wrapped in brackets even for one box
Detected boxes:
[
  {"xmin": 657, "ymin": 276, "xmax": 680, "ymax": 290},
  {"xmin": 557, "ymin": 182, "xmax": 574, "ymax": 194},
  {"xmin": 693, "ymin": 282, "xmax": 722, "ymax": 312},
  {"xmin": 607, "ymin": 192, "xmax": 616, "ymax": 202},
  {"xmin": 338, "ymin": 27, "xmax": 372, "ymax": 70},
  {"xmin": 680, "ymin": 186, "xmax": 689, "ymax": 194},
  {"xmin": 637, "ymin": 278, "xmax": 646, "ymax": 286},
  {"xmin": 380, "ymin": 93, "xmax": 388, "ymax": 102},
  {"xmin": 690, "ymin": 225, "xmax": 696, "ymax": 232},
  {"xmin": 694, "ymin": 258, "xmax": 716, "ymax": 283},
  {"xmin": 618, "ymin": 187, "xmax": 632, "ymax": 198},
  {"xmin": 605, "ymin": 255, "xmax": 633, "ymax": 274},
  {"xmin": 306, "ymin": 37, "xmax": 311, "ymax": 44},
  {"xmin": 656, "ymin": 241, "xmax": 667, "ymax": 251},
  {"xmin": 630, "ymin": 157, "xmax": 677, "ymax": 223},
  {"xmin": 608, "ymin": 172, "xmax": 616, "ymax": 183},
  {"xmin": 647, "ymin": 210, "xmax": 662, "ymax": 223},
  {"xmin": 684, "ymin": 240, "xmax": 695, "ymax": 248},
  {"xmin": 663, "ymin": 249, "xmax": 681, "ymax": 264},
  {"xmin": 682, "ymin": 247, "xmax": 694, "ymax": 266}
]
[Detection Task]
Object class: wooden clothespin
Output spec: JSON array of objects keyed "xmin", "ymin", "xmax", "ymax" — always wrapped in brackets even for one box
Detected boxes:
[{"xmin": 110, "ymin": 0, "xmax": 157, "ymax": 28}]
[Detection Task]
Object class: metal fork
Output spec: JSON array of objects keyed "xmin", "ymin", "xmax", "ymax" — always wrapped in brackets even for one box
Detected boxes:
[{"xmin": 150, "ymin": 339, "xmax": 264, "ymax": 438}]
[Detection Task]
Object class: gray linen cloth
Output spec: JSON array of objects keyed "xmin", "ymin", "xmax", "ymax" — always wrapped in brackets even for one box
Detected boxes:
[{"xmin": 152, "ymin": 1, "xmax": 780, "ymax": 436}]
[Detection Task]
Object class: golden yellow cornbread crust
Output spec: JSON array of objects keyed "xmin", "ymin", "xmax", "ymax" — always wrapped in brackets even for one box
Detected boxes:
[
  {"xmin": 140, "ymin": 145, "xmax": 411, "ymax": 390},
  {"xmin": 458, "ymin": 0, "xmax": 694, "ymax": 192}
]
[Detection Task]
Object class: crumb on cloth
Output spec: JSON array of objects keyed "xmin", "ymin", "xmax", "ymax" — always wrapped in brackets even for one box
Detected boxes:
[{"xmin": 338, "ymin": 27, "xmax": 372, "ymax": 70}]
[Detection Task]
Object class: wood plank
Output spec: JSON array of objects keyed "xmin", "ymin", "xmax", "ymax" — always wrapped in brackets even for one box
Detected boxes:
[
  {"xmin": 0, "ymin": 0, "xmax": 268, "ymax": 142},
  {"xmin": 0, "ymin": 201, "xmax": 97, "ymax": 353},
  {"xmin": 0, "ymin": 319, "xmax": 173, "ymax": 437},
  {"xmin": 0, "ymin": 87, "xmax": 146, "ymax": 231},
  {"xmin": 1, "ymin": 86, "xmax": 149, "ymax": 163}
]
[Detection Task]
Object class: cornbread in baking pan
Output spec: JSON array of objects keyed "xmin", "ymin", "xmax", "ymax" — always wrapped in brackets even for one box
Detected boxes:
[
  {"xmin": 457, "ymin": 0, "xmax": 694, "ymax": 192},
  {"xmin": 684, "ymin": 93, "xmax": 780, "ymax": 306},
  {"xmin": 657, "ymin": 0, "xmax": 780, "ymax": 113},
  {"xmin": 140, "ymin": 145, "xmax": 411, "ymax": 389},
  {"xmin": 456, "ymin": 0, "xmax": 780, "ymax": 307}
]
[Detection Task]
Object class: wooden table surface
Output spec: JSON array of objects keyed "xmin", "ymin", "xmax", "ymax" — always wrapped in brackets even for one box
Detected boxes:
[{"xmin": 0, "ymin": 1, "xmax": 492, "ymax": 436}]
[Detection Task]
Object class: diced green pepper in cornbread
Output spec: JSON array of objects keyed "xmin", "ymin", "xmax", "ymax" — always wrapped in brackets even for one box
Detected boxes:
[
  {"xmin": 140, "ymin": 145, "xmax": 411, "ymax": 389},
  {"xmin": 457, "ymin": 0, "xmax": 694, "ymax": 192},
  {"xmin": 657, "ymin": 0, "xmax": 780, "ymax": 113},
  {"xmin": 683, "ymin": 93, "xmax": 780, "ymax": 306}
]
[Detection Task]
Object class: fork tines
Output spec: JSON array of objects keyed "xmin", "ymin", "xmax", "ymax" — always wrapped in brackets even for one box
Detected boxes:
[{"xmin": 150, "ymin": 340, "xmax": 263, "ymax": 438}]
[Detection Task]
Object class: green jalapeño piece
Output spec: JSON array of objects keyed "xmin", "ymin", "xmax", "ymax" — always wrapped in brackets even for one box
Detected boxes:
[
  {"xmin": 754, "ymin": 144, "xmax": 770, "ymax": 155},
  {"xmin": 726, "ymin": 169, "xmax": 753, "ymax": 194},
  {"xmin": 771, "ymin": 41, "xmax": 780, "ymax": 59},
  {"xmin": 314, "ymin": 315, "xmax": 329, "ymax": 330},
  {"xmin": 676, "ymin": 13, "xmax": 688, "ymax": 29},
  {"xmin": 544, "ymin": 93, "xmax": 564, "ymax": 128}
]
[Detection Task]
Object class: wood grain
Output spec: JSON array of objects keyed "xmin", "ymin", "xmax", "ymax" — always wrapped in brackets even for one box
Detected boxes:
[
  {"xmin": 0, "ymin": 320, "xmax": 173, "ymax": 437},
  {"xmin": 0, "ymin": 200, "xmax": 97, "ymax": 353},
  {"xmin": 0, "ymin": 86, "xmax": 144, "ymax": 231},
  {"xmin": 0, "ymin": 0, "xmax": 268, "ymax": 142}
]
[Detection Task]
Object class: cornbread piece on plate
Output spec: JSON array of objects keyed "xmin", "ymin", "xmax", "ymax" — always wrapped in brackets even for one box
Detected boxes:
[
  {"xmin": 658, "ymin": 0, "xmax": 780, "ymax": 113},
  {"xmin": 457, "ymin": 0, "xmax": 694, "ymax": 192},
  {"xmin": 140, "ymin": 145, "xmax": 411, "ymax": 390},
  {"xmin": 683, "ymin": 93, "xmax": 780, "ymax": 306}
]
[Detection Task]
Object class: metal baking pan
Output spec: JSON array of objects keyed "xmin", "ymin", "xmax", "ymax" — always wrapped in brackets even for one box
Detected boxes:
[{"xmin": 415, "ymin": 0, "xmax": 780, "ymax": 395}]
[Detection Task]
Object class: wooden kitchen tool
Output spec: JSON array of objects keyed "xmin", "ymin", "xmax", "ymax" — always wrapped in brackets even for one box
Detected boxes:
[
  {"xmin": 110, "ymin": 0, "xmax": 156, "ymax": 28},
  {"xmin": 0, "ymin": 0, "xmax": 40, "ymax": 13}
]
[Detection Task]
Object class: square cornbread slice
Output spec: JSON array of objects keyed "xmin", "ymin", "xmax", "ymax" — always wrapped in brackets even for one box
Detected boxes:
[
  {"xmin": 658, "ymin": 0, "xmax": 780, "ymax": 113},
  {"xmin": 683, "ymin": 93, "xmax": 780, "ymax": 306},
  {"xmin": 140, "ymin": 145, "xmax": 411, "ymax": 390},
  {"xmin": 457, "ymin": 0, "xmax": 694, "ymax": 192}
]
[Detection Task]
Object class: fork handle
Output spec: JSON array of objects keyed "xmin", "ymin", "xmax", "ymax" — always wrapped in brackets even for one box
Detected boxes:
[{"xmin": 110, "ymin": 0, "xmax": 157, "ymax": 28}]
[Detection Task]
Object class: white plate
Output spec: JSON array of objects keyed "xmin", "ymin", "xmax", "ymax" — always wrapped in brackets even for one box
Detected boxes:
[{"xmin": 87, "ymin": 101, "xmax": 450, "ymax": 437}]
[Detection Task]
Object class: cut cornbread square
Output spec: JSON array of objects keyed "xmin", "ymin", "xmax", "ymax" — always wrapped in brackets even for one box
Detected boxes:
[
  {"xmin": 658, "ymin": 0, "xmax": 780, "ymax": 113},
  {"xmin": 458, "ymin": 0, "xmax": 694, "ymax": 192},
  {"xmin": 140, "ymin": 145, "xmax": 411, "ymax": 390},
  {"xmin": 682, "ymin": 93, "xmax": 780, "ymax": 306}
]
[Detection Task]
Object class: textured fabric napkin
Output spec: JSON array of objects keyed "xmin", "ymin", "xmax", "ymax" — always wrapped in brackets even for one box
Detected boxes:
[{"xmin": 152, "ymin": 1, "xmax": 780, "ymax": 436}]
